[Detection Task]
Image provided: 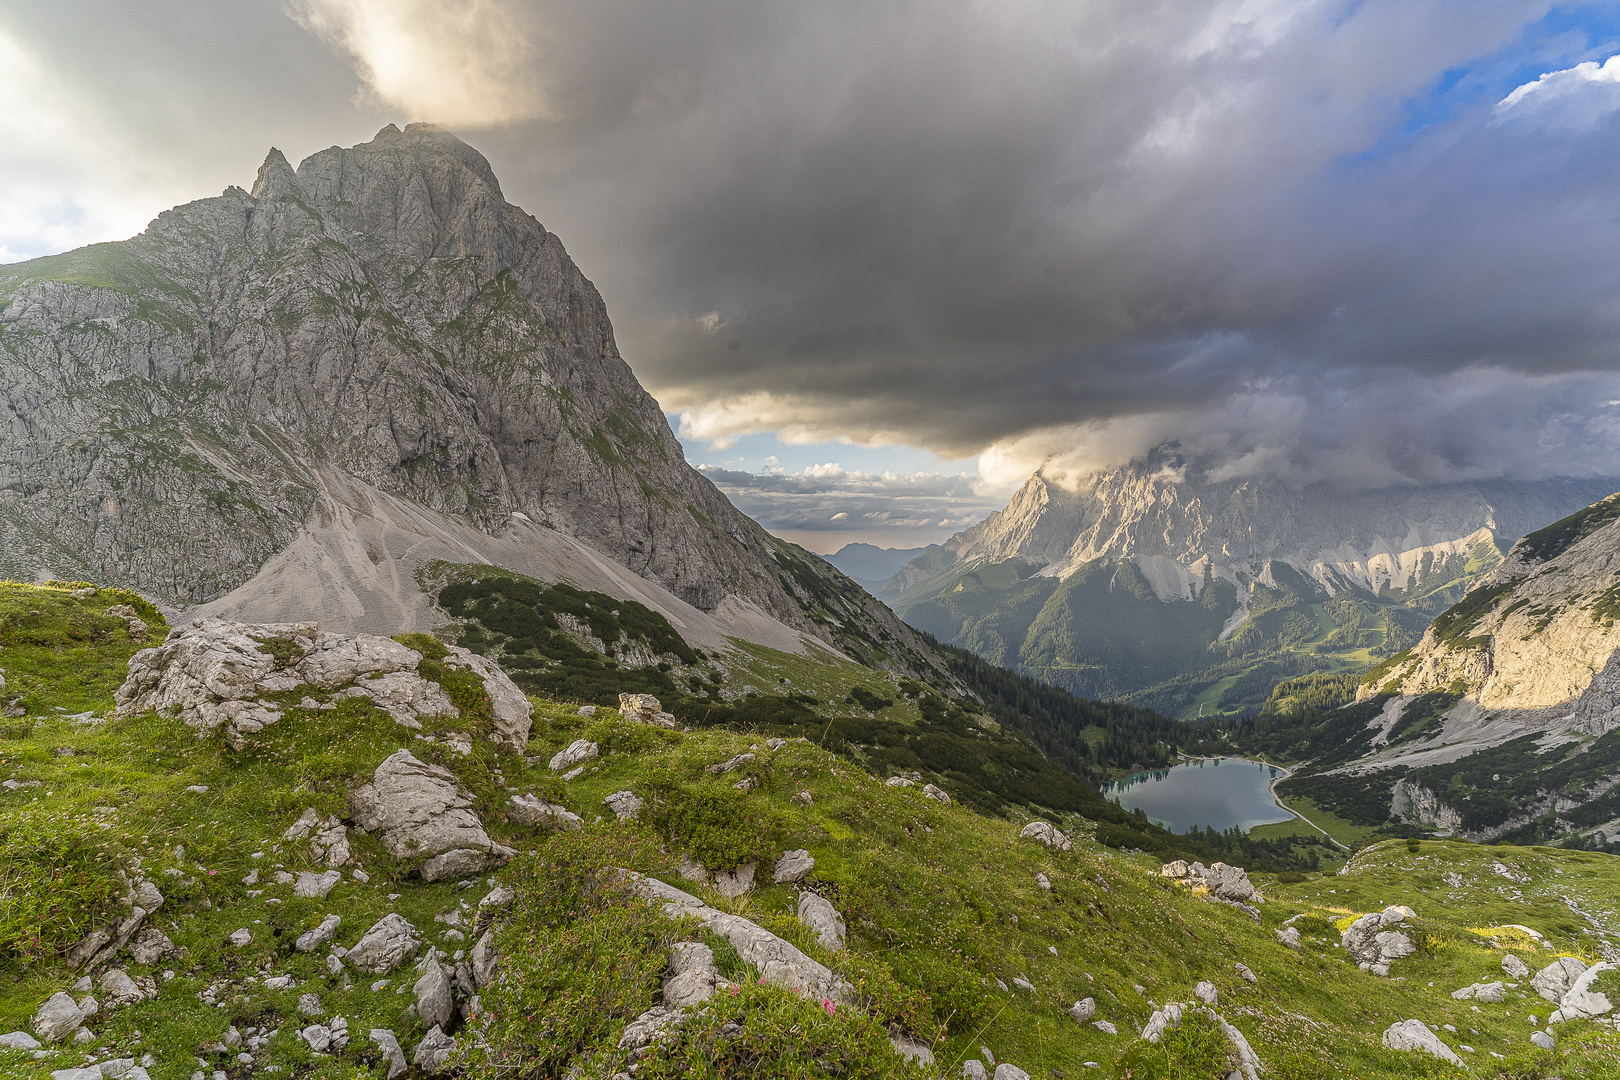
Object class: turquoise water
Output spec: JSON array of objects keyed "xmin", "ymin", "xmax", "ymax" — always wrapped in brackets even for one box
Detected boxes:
[{"xmin": 1101, "ymin": 757, "xmax": 1294, "ymax": 834}]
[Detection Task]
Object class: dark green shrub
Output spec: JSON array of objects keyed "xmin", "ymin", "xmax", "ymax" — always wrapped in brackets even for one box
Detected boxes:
[
  {"xmin": 631, "ymin": 976, "xmax": 920, "ymax": 1080},
  {"xmin": 641, "ymin": 779, "xmax": 767, "ymax": 871},
  {"xmin": 0, "ymin": 802, "xmax": 122, "ymax": 962},
  {"xmin": 846, "ymin": 686, "xmax": 895, "ymax": 712},
  {"xmin": 462, "ymin": 828, "xmax": 676, "ymax": 1077},
  {"xmin": 1294, "ymin": 914, "xmax": 1335, "ymax": 936},
  {"xmin": 1112, "ymin": 1008, "xmax": 1237, "ymax": 1079}
]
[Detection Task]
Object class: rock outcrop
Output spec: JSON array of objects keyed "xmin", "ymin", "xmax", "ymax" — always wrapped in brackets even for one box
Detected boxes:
[
  {"xmin": 1532, "ymin": 957, "xmax": 1589, "ymax": 1003},
  {"xmin": 1362, "ymin": 493, "xmax": 1620, "ymax": 837},
  {"xmin": 114, "ymin": 619, "xmax": 531, "ymax": 751},
  {"xmin": 1342, "ymin": 906, "xmax": 1419, "ymax": 977},
  {"xmin": 1018, "ymin": 821, "xmax": 1073, "ymax": 851},
  {"xmin": 1159, "ymin": 860, "xmax": 1262, "ymax": 903},
  {"xmin": 627, "ymin": 873, "xmax": 850, "ymax": 1003},
  {"xmin": 346, "ymin": 914, "xmax": 423, "ymax": 975},
  {"xmin": 349, "ymin": 752, "xmax": 514, "ymax": 881}
]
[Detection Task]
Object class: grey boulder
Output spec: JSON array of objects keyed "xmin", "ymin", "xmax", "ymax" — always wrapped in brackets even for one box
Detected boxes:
[
  {"xmin": 295, "ymin": 915, "xmax": 342, "ymax": 953},
  {"xmin": 1533, "ymin": 957, "xmax": 1590, "ymax": 1003},
  {"xmin": 371, "ymin": 1029, "xmax": 408, "ymax": 1079},
  {"xmin": 663, "ymin": 942, "xmax": 721, "ymax": 1008},
  {"xmin": 604, "ymin": 790, "xmax": 644, "ymax": 821},
  {"xmin": 414, "ymin": 956, "xmax": 456, "ymax": 1032},
  {"xmin": 471, "ymin": 930, "xmax": 500, "ymax": 988},
  {"xmin": 1381, "ymin": 1019, "xmax": 1463, "ymax": 1066},
  {"xmin": 773, "ymin": 849, "xmax": 815, "ymax": 884},
  {"xmin": 293, "ymin": 871, "xmax": 343, "ymax": 899},
  {"xmin": 413, "ymin": 1026, "xmax": 457, "ymax": 1074},
  {"xmin": 507, "ymin": 794, "xmax": 581, "ymax": 830},
  {"xmin": 31, "ymin": 993, "xmax": 84, "ymax": 1042},
  {"xmin": 1017, "ymin": 821, "xmax": 1072, "ymax": 851},
  {"xmin": 96, "ymin": 969, "xmax": 155, "ymax": 1009},
  {"xmin": 798, "ymin": 892, "xmax": 846, "ymax": 952},
  {"xmin": 349, "ymin": 750, "xmax": 513, "ymax": 880},
  {"xmin": 549, "ymin": 739, "xmax": 598, "ymax": 772},
  {"xmin": 712, "ymin": 862, "xmax": 755, "ymax": 898},
  {"xmin": 1558, "ymin": 962, "xmax": 1614, "ymax": 1019},
  {"xmin": 346, "ymin": 914, "xmax": 423, "ymax": 975}
]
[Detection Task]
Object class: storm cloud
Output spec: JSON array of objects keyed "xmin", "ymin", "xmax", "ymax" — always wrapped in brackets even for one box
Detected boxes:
[{"xmin": 7, "ymin": 1, "xmax": 1620, "ymax": 491}]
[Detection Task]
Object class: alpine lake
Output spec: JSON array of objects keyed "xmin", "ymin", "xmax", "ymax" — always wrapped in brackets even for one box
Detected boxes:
[{"xmin": 1101, "ymin": 756, "xmax": 1295, "ymax": 834}]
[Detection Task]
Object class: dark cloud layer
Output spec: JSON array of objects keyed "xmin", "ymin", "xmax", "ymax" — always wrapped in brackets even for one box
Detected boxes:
[{"xmin": 8, "ymin": 1, "xmax": 1620, "ymax": 488}]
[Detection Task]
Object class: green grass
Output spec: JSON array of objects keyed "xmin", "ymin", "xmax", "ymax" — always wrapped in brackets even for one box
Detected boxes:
[
  {"xmin": 9, "ymin": 581, "xmax": 1620, "ymax": 1078},
  {"xmin": 1267, "ymin": 797, "xmax": 1384, "ymax": 848}
]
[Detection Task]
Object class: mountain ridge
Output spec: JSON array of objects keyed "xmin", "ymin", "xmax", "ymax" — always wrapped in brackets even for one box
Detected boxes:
[
  {"xmin": 878, "ymin": 449, "xmax": 1619, "ymax": 713},
  {"xmin": 0, "ymin": 123, "xmax": 939, "ymax": 678}
]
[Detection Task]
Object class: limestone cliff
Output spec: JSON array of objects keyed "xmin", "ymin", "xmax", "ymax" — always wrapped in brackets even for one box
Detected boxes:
[
  {"xmin": 0, "ymin": 124, "xmax": 931, "ymax": 674},
  {"xmin": 1367, "ymin": 493, "xmax": 1620, "ymax": 737}
]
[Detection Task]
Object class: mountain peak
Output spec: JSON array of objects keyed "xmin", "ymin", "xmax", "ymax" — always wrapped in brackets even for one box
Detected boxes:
[{"xmin": 250, "ymin": 147, "xmax": 302, "ymax": 202}]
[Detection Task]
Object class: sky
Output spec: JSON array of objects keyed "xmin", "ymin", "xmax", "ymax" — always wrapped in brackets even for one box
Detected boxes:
[{"xmin": 5, "ymin": 2, "xmax": 1620, "ymax": 554}]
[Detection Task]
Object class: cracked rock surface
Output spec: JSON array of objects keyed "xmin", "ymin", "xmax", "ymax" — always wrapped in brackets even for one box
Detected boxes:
[{"xmin": 350, "ymin": 750, "xmax": 514, "ymax": 881}]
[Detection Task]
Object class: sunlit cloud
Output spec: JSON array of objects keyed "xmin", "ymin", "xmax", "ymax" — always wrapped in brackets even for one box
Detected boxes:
[
  {"xmin": 1497, "ymin": 53, "xmax": 1620, "ymax": 129},
  {"xmin": 288, "ymin": 0, "xmax": 546, "ymax": 126}
]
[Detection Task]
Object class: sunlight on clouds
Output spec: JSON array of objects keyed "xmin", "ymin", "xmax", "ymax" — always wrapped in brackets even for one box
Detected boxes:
[
  {"xmin": 1496, "ymin": 53, "xmax": 1620, "ymax": 129},
  {"xmin": 289, "ymin": 0, "xmax": 545, "ymax": 126},
  {"xmin": 674, "ymin": 392, "xmax": 912, "ymax": 452}
]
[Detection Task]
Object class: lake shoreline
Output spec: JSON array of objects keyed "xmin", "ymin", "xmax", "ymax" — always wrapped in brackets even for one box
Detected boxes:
[{"xmin": 1103, "ymin": 755, "xmax": 1298, "ymax": 835}]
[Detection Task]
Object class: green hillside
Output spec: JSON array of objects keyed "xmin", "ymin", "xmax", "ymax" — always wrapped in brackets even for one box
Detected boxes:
[{"xmin": 7, "ymin": 579, "xmax": 1620, "ymax": 1078}]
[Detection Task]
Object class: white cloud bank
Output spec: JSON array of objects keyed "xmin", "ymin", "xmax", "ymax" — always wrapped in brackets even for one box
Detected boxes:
[{"xmin": 1497, "ymin": 53, "xmax": 1620, "ymax": 129}]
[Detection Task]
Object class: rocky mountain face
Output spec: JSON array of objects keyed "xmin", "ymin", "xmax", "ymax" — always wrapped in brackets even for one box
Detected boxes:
[
  {"xmin": 881, "ymin": 448, "xmax": 1617, "ymax": 713},
  {"xmin": 0, "ymin": 124, "xmax": 931, "ymax": 675},
  {"xmin": 1337, "ymin": 494, "xmax": 1620, "ymax": 843}
]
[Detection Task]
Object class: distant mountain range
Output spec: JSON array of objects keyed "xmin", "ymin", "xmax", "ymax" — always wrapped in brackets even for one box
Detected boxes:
[
  {"xmin": 822, "ymin": 542, "xmax": 938, "ymax": 591},
  {"xmin": 872, "ymin": 449, "xmax": 1620, "ymax": 716}
]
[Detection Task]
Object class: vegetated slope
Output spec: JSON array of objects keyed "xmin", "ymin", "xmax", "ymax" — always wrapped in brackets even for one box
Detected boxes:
[
  {"xmin": 0, "ymin": 122, "xmax": 935, "ymax": 679},
  {"xmin": 882, "ymin": 448, "xmax": 1618, "ymax": 717},
  {"xmin": 418, "ymin": 563, "xmax": 1246, "ymax": 848},
  {"xmin": 1215, "ymin": 492, "xmax": 1620, "ymax": 849},
  {"xmin": 9, "ymin": 581, "xmax": 1620, "ymax": 1079}
]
